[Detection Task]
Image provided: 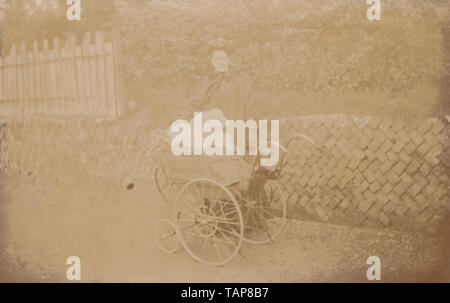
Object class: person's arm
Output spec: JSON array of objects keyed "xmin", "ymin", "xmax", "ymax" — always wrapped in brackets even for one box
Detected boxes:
[
  {"xmin": 191, "ymin": 77, "xmax": 221, "ymax": 111},
  {"xmin": 244, "ymin": 85, "xmax": 263, "ymax": 121}
]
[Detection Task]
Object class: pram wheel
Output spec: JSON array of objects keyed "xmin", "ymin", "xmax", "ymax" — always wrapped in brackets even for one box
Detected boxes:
[
  {"xmin": 175, "ymin": 178, "xmax": 244, "ymax": 266},
  {"xmin": 154, "ymin": 219, "xmax": 179, "ymax": 254},
  {"xmin": 154, "ymin": 166, "xmax": 175, "ymax": 205}
]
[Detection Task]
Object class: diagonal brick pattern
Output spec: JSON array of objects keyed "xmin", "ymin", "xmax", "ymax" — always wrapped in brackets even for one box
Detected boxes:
[
  {"xmin": 0, "ymin": 115, "xmax": 448, "ymax": 232},
  {"xmin": 279, "ymin": 115, "xmax": 449, "ymax": 231}
]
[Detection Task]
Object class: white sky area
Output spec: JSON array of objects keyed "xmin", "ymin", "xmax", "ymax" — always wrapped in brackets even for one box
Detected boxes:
[
  {"xmin": 34, "ymin": 0, "xmax": 59, "ymax": 9},
  {"xmin": 26, "ymin": 0, "xmax": 59, "ymax": 14}
]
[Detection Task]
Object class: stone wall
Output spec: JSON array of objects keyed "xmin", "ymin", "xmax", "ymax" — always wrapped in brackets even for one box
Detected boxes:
[
  {"xmin": 0, "ymin": 118, "xmax": 158, "ymax": 186},
  {"xmin": 0, "ymin": 115, "xmax": 448, "ymax": 232}
]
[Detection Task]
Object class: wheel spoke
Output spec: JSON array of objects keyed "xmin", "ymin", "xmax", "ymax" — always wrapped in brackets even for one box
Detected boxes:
[
  {"xmin": 209, "ymin": 200, "xmax": 237, "ymax": 217},
  {"xmin": 244, "ymin": 222, "xmax": 266, "ymax": 231},
  {"xmin": 185, "ymin": 187, "xmax": 201, "ymax": 208},
  {"xmin": 209, "ymin": 218, "xmax": 240, "ymax": 226},
  {"xmin": 213, "ymin": 238, "xmax": 225, "ymax": 261},
  {"xmin": 201, "ymin": 180, "xmax": 205, "ymax": 203},
  {"xmin": 260, "ymin": 207, "xmax": 282, "ymax": 217},
  {"xmin": 215, "ymin": 225, "xmax": 240, "ymax": 237},
  {"xmin": 177, "ymin": 208, "xmax": 196, "ymax": 218},
  {"xmin": 175, "ymin": 178, "xmax": 243, "ymax": 265},
  {"xmin": 179, "ymin": 195, "xmax": 201, "ymax": 214},
  {"xmin": 217, "ymin": 228, "xmax": 238, "ymax": 247},
  {"xmin": 213, "ymin": 236, "xmax": 232, "ymax": 258},
  {"xmin": 209, "ymin": 198, "xmax": 236, "ymax": 207},
  {"xmin": 200, "ymin": 237, "xmax": 208, "ymax": 256},
  {"xmin": 191, "ymin": 183, "xmax": 204, "ymax": 207}
]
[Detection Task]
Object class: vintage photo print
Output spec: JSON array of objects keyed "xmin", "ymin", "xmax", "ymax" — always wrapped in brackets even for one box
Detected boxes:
[{"xmin": 0, "ymin": 0, "xmax": 449, "ymax": 283}]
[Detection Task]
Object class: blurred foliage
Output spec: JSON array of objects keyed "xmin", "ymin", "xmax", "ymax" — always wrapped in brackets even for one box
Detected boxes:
[
  {"xmin": 0, "ymin": 0, "xmax": 449, "ymax": 118},
  {"xmin": 116, "ymin": 0, "xmax": 448, "ymax": 96},
  {"xmin": 0, "ymin": 0, "xmax": 114, "ymax": 52}
]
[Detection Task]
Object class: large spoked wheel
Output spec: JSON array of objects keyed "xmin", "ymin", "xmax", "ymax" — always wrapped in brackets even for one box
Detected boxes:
[
  {"xmin": 154, "ymin": 219, "xmax": 179, "ymax": 254},
  {"xmin": 242, "ymin": 180, "xmax": 287, "ymax": 244},
  {"xmin": 154, "ymin": 165, "xmax": 175, "ymax": 204},
  {"xmin": 175, "ymin": 178, "xmax": 244, "ymax": 266}
]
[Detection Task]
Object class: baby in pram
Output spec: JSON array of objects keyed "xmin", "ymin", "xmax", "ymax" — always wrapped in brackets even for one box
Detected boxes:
[{"xmin": 166, "ymin": 108, "xmax": 254, "ymax": 190}]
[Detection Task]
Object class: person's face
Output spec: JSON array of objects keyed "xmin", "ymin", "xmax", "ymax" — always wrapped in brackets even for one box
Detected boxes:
[{"xmin": 211, "ymin": 50, "xmax": 230, "ymax": 73}]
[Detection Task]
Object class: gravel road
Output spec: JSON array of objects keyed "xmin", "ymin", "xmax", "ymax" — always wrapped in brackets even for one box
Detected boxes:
[{"xmin": 0, "ymin": 173, "xmax": 448, "ymax": 282}]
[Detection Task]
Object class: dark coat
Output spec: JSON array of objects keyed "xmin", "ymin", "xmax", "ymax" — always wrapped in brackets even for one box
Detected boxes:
[{"xmin": 191, "ymin": 73, "xmax": 260, "ymax": 121}]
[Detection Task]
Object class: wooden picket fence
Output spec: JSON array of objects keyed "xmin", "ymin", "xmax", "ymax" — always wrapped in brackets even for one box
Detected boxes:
[{"xmin": 0, "ymin": 31, "xmax": 123, "ymax": 118}]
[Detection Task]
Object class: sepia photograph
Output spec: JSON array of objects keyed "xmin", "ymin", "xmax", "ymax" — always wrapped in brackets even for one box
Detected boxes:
[{"xmin": 0, "ymin": 0, "xmax": 449, "ymax": 284}]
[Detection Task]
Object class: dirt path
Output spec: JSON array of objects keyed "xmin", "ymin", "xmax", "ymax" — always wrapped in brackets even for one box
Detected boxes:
[{"xmin": 0, "ymin": 173, "xmax": 448, "ymax": 282}]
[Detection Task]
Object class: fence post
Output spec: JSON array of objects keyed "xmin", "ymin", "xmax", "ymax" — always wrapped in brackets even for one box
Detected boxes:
[
  {"xmin": 60, "ymin": 43, "xmax": 67, "ymax": 116},
  {"xmin": 1, "ymin": 30, "xmax": 121, "ymax": 119},
  {"xmin": 16, "ymin": 44, "xmax": 22, "ymax": 116},
  {"xmin": 82, "ymin": 32, "xmax": 92, "ymax": 116},
  {"xmin": 64, "ymin": 35, "xmax": 76, "ymax": 116},
  {"xmin": 75, "ymin": 44, "xmax": 84, "ymax": 116},
  {"xmin": 89, "ymin": 43, "xmax": 98, "ymax": 117},
  {"xmin": 0, "ymin": 57, "xmax": 4, "ymax": 116},
  {"xmin": 42, "ymin": 40, "xmax": 50, "ymax": 116},
  {"xmin": 112, "ymin": 29, "xmax": 124, "ymax": 117},
  {"xmin": 19, "ymin": 42, "xmax": 27, "ymax": 117},
  {"xmin": 33, "ymin": 41, "xmax": 42, "ymax": 116},
  {"xmin": 5, "ymin": 55, "xmax": 10, "ymax": 116},
  {"xmin": 39, "ymin": 48, "xmax": 46, "ymax": 116},
  {"xmin": 104, "ymin": 41, "xmax": 115, "ymax": 119},
  {"xmin": 3, "ymin": 55, "xmax": 8, "ymax": 116},
  {"xmin": 0, "ymin": 57, "xmax": 3, "ymax": 114},
  {"xmin": 27, "ymin": 51, "xmax": 35, "ymax": 117},
  {"xmin": 9, "ymin": 45, "xmax": 16, "ymax": 117},
  {"xmin": 95, "ymin": 31, "xmax": 107, "ymax": 117},
  {"xmin": 20, "ymin": 43, "xmax": 28, "ymax": 117},
  {"xmin": 49, "ymin": 41, "xmax": 57, "ymax": 116},
  {"xmin": 69, "ymin": 35, "xmax": 78, "ymax": 116},
  {"xmin": 53, "ymin": 37, "xmax": 62, "ymax": 116},
  {"xmin": 10, "ymin": 45, "xmax": 18, "ymax": 117}
]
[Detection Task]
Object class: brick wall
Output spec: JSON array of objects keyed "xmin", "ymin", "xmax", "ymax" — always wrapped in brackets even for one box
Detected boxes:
[
  {"xmin": 279, "ymin": 115, "xmax": 449, "ymax": 231},
  {"xmin": 0, "ymin": 115, "xmax": 448, "ymax": 232}
]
